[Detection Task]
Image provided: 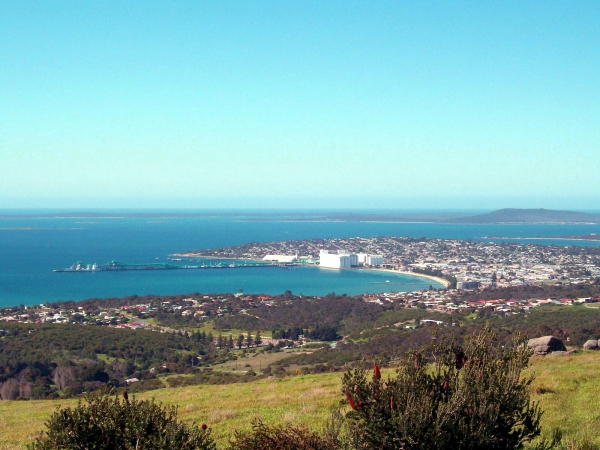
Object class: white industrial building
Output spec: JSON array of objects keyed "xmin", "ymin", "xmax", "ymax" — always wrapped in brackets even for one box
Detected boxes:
[
  {"xmin": 319, "ymin": 250, "xmax": 383, "ymax": 269},
  {"xmin": 338, "ymin": 251, "xmax": 358, "ymax": 266},
  {"xmin": 366, "ymin": 254, "xmax": 384, "ymax": 266},
  {"xmin": 319, "ymin": 250, "xmax": 351, "ymax": 269},
  {"xmin": 355, "ymin": 253, "xmax": 383, "ymax": 265}
]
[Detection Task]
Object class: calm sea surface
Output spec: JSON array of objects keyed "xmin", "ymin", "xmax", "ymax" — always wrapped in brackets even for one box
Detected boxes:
[{"xmin": 1, "ymin": 211, "xmax": 600, "ymax": 307}]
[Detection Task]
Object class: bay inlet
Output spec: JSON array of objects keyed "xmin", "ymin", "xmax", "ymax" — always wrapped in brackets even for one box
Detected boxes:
[{"xmin": 1, "ymin": 212, "xmax": 600, "ymax": 306}]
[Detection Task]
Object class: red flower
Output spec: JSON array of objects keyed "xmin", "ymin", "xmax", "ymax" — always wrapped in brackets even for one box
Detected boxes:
[
  {"xmin": 374, "ymin": 364, "xmax": 381, "ymax": 380},
  {"xmin": 201, "ymin": 424, "xmax": 207, "ymax": 430},
  {"xmin": 345, "ymin": 389, "xmax": 357, "ymax": 410}
]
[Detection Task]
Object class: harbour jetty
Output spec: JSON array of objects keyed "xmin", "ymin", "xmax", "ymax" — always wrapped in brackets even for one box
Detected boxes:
[{"xmin": 54, "ymin": 260, "xmax": 297, "ymax": 273}]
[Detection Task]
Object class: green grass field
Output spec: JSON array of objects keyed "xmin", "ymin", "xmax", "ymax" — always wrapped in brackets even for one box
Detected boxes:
[
  {"xmin": 3, "ymin": 352, "xmax": 600, "ymax": 449},
  {"xmin": 0, "ymin": 372, "xmax": 342, "ymax": 449},
  {"xmin": 190, "ymin": 319, "xmax": 272, "ymax": 339},
  {"xmin": 525, "ymin": 351, "xmax": 600, "ymax": 448},
  {"xmin": 210, "ymin": 348, "xmax": 315, "ymax": 374}
]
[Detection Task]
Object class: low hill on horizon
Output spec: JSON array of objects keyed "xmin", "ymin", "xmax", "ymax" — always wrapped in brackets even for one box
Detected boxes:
[
  {"xmin": 2, "ymin": 208, "xmax": 599, "ymax": 224},
  {"xmin": 448, "ymin": 208, "xmax": 600, "ymax": 224}
]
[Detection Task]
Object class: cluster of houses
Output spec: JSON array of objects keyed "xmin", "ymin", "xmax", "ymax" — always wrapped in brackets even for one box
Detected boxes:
[
  {"xmin": 0, "ymin": 293, "xmax": 276, "ymax": 330},
  {"xmin": 391, "ymin": 239, "xmax": 600, "ymax": 289},
  {"xmin": 183, "ymin": 236, "xmax": 600, "ymax": 290},
  {"xmin": 357, "ymin": 288, "xmax": 600, "ymax": 315},
  {"xmin": 0, "ymin": 304, "xmax": 143, "ymax": 328}
]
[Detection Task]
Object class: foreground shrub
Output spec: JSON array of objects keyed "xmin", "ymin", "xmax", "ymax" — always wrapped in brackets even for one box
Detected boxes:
[
  {"xmin": 228, "ymin": 418, "xmax": 339, "ymax": 450},
  {"xmin": 28, "ymin": 389, "xmax": 216, "ymax": 450},
  {"xmin": 342, "ymin": 327, "xmax": 543, "ymax": 450}
]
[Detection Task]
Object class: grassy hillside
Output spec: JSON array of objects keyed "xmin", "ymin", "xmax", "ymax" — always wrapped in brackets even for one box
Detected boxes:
[
  {"xmin": 526, "ymin": 351, "xmax": 600, "ymax": 448},
  {"xmin": 0, "ymin": 372, "xmax": 342, "ymax": 449},
  {"xmin": 4, "ymin": 352, "xmax": 600, "ymax": 449}
]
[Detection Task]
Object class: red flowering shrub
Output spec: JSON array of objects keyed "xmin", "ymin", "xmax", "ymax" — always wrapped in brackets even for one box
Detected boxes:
[{"xmin": 341, "ymin": 327, "xmax": 545, "ymax": 450}]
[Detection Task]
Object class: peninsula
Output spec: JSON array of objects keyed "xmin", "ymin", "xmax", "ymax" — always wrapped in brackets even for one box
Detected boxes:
[{"xmin": 176, "ymin": 235, "xmax": 600, "ymax": 290}]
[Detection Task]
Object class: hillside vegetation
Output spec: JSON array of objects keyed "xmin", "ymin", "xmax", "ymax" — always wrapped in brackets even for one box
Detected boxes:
[
  {"xmin": 6, "ymin": 290, "xmax": 600, "ymax": 401},
  {"xmin": 2, "ymin": 352, "xmax": 600, "ymax": 449}
]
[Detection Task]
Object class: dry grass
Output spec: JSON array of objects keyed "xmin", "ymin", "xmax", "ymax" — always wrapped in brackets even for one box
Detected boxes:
[
  {"xmin": 0, "ymin": 397, "xmax": 76, "ymax": 449},
  {"xmin": 5, "ymin": 354, "xmax": 600, "ymax": 449},
  {"xmin": 0, "ymin": 373, "xmax": 343, "ymax": 449},
  {"xmin": 148, "ymin": 373, "xmax": 343, "ymax": 445},
  {"xmin": 525, "ymin": 351, "xmax": 600, "ymax": 447},
  {"xmin": 210, "ymin": 348, "xmax": 301, "ymax": 374}
]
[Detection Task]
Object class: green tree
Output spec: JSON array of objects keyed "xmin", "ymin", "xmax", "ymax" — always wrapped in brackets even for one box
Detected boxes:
[
  {"xmin": 341, "ymin": 327, "xmax": 544, "ymax": 450},
  {"xmin": 237, "ymin": 334, "xmax": 244, "ymax": 350},
  {"xmin": 255, "ymin": 331, "xmax": 262, "ymax": 347},
  {"xmin": 246, "ymin": 331, "xmax": 253, "ymax": 348}
]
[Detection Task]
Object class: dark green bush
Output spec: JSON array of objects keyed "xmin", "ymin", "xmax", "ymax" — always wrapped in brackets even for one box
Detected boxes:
[
  {"xmin": 342, "ymin": 327, "xmax": 543, "ymax": 450},
  {"xmin": 228, "ymin": 419, "xmax": 339, "ymax": 450},
  {"xmin": 28, "ymin": 389, "xmax": 216, "ymax": 450}
]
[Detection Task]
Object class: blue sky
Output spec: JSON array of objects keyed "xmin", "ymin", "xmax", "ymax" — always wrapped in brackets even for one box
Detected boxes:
[{"xmin": 1, "ymin": 1, "xmax": 599, "ymax": 209}]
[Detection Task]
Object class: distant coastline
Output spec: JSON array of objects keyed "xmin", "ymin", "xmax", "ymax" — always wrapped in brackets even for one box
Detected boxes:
[
  {"xmin": 3, "ymin": 207, "xmax": 599, "ymax": 224},
  {"xmin": 484, "ymin": 235, "xmax": 600, "ymax": 242}
]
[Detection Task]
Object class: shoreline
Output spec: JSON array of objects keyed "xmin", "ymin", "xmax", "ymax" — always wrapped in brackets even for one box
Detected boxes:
[
  {"xmin": 365, "ymin": 268, "xmax": 451, "ymax": 288},
  {"xmin": 173, "ymin": 253, "xmax": 451, "ymax": 288}
]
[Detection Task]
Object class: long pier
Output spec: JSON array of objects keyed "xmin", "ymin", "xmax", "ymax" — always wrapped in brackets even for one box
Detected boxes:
[{"xmin": 54, "ymin": 261, "xmax": 298, "ymax": 273}]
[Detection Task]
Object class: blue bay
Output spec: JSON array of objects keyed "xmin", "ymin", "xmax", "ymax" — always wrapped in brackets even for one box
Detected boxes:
[{"xmin": 1, "ymin": 212, "xmax": 600, "ymax": 306}]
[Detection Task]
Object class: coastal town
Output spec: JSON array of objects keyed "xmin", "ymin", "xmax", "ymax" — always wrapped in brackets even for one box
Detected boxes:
[
  {"xmin": 2, "ymin": 236, "xmax": 599, "ymax": 328},
  {"xmin": 178, "ymin": 236, "xmax": 600, "ymax": 289}
]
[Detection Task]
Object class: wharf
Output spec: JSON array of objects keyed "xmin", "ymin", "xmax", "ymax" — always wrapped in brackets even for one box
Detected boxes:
[{"xmin": 53, "ymin": 261, "xmax": 298, "ymax": 273}]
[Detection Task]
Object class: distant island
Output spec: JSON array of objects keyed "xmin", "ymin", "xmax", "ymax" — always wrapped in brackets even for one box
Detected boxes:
[
  {"xmin": 484, "ymin": 234, "xmax": 600, "ymax": 242},
  {"xmin": 447, "ymin": 208, "xmax": 600, "ymax": 224},
  {"xmin": 2, "ymin": 208, "xmax": 599, "ymax": 224}
]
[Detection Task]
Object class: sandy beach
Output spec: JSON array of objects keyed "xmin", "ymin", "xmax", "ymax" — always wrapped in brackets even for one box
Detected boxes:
[
  {"xmin": 366, "ymin": 267, "xmax": 451, "ymax": 288},
  {"xmin": 173, "ymin": 253, "xmax": 450, "ymax": 289}
]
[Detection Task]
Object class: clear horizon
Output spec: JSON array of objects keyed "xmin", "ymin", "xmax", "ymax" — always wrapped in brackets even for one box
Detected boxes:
[
  {"xmin": 2, "ymin": 1, "xmax": 599, "ymax": 208},
  {"xmin": 1, "ymin": 196, "xmax": 600, "ymax": 210},
  {"xmin": 2, "ymin": 206, "xmax": 600, "ymax": 216}
]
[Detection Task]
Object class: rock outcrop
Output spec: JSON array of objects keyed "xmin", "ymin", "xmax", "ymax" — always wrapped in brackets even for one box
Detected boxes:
[
  {"xmin": 527, "ymin": 336, "xmax": 567, "ymax": 355},
  {"xmin": 583, "ymin": 339, "xmax": 599, "ymax": 350}
]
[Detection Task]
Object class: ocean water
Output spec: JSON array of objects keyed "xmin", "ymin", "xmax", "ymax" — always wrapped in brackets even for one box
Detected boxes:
[{"xmin": 1, "ymin": 212, "xmax": 600, "ymax": 307}]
